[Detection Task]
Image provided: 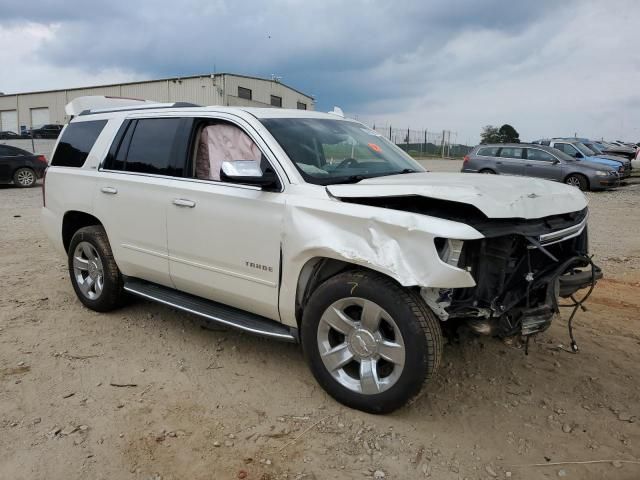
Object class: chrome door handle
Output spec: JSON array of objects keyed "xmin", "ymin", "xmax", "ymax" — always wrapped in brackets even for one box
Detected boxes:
[
  {"xmin": 100, "ymin": 186, "xmax": 118, "ymax": 194},
  {"xmin": 172, "ymin": 198, "xmax": 196, "ymax": 208}
]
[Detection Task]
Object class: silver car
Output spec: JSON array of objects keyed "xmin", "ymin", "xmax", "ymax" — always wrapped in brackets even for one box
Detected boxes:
[{"xmin": 462, "ymin": 143, "xmax": 620, "ymax": 191}]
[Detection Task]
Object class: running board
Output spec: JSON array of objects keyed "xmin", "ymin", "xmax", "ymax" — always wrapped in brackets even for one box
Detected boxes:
[{"xmin": 123, "ymin": 278, "xmax": 297, "ymax": 342}]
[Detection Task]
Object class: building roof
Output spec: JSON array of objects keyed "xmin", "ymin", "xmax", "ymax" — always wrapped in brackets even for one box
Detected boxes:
[{"xmin": 0, "ymin": 72, "xmax": 314, "ymax": 101}]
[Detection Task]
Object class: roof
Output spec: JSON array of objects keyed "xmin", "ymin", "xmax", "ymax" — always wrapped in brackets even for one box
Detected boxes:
[{"xmin": 0, "ymin": 72, "xmax": 314, "ymax": 101}]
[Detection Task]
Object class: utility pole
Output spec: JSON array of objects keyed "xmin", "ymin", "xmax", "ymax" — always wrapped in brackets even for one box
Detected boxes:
[{"xmin": 441, "ymin": 130, "xmax": 446, "ymax": 158}]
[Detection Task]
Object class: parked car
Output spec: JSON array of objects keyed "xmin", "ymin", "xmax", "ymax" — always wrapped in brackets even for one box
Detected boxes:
[
  {"xmin": 29, "ymin": 124, "xmax": 63, "ymax": 139},
  {"xmin": 42, "ymin": 96, "xmax": 601, "ymax": 413},
  {"xmin": 559, "ymin": 138, "xmax": 632, "ymax": 172},
  {"xmin": 462, "ymin": 143, "xmax": 619, "ymax": 190},
  {"xmin": 597, "ymin": 141, "xmax": 636, "ymax": 160},
  {"xmin": 0, "ymin": 144, "xmax": 48, "ymax": 187},
  {"xmin": 0, "ymin": 131, "xmax": 21, "ymax": 140},
  {"xmin": 533, "ymin": 139, "xmax": 630, "ymax": 178}
]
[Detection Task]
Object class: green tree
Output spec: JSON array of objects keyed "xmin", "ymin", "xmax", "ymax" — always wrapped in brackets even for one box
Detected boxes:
[
  {"xmin": 499, "ymin": 124, "xmax": 520, "ymax": 143},
  {"xmin": 480, "ymin": 125, "xmax": 501, "ymax": 144}
]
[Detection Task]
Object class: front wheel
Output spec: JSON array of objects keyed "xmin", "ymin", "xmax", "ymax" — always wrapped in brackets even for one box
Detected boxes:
[
  {"xmin": 565, "ymin": 173, "xmax": 588, "ymax": 191},
  {"xmin": 13, "ymin": 167, "xmax": 36, "ymax": 187},
  {"xmin": 301, "ymin": 270, "xmax": 442, "ymax": 414},
  {"xmin": 479, "ymin": 168, "xmax": 496, "ymax": 174}
]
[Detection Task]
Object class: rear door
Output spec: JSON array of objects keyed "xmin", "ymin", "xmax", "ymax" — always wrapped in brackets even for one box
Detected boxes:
[
  {"xmin": 495, "ymin": 147, "xmax": 524, "ymax": 175},
  {"xmin": 0, "ymin": 145, "xmax": 13, "ymax": 180},
  {"xmin": 524, "ymin": 148, "xmax": 562, "ymax": 181},
  {"xmin": 94, "ymin": 117, "xmax": 185, "ymax": 287}
]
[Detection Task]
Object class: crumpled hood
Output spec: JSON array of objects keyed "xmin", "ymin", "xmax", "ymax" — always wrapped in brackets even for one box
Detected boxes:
[{"xmin": 326, "ymin": 172, "xmax": 588, "ymax": 219}]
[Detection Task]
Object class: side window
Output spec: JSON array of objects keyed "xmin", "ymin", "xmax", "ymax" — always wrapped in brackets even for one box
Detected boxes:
[
  {"xmin": 499, "ymin": 147, "xmax": 523, "ymax": 159},
  {"xmin": 51, "ymin": 120, "xmax": 107, "ymax": 167},
  {"xmin": 556, "ymin": 143, "xmax": 577, "ymax": 156},
  {"xmin": 120, "ymin": 118, "xmax": 182, "ymax": 175},
  {"xmin": 527, "ymin": 149, "xmax": 556, "ymax": 162},
  {"xmin": 477, "ymin": 146, "xmax": 499, "ymax": 156},
  {"xmin": 193, "ymin": 121, "xmax": 264, "ymax": 182}
]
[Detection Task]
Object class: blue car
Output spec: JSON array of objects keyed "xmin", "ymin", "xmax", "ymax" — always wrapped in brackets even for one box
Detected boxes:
[{"xmin": 533, "ymin": 139, "xmax": 629, "ymax": 178}]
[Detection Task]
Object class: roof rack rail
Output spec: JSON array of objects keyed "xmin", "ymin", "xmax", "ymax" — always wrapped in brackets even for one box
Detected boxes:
[{"xmin": 65, "ymin": 96, "xmax": 201, "ymax": 117}]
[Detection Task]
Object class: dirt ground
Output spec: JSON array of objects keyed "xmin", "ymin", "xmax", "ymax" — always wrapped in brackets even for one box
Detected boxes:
[{"xmin": 1, "ymin": 164, "xmax": 639, "ymax": 480}]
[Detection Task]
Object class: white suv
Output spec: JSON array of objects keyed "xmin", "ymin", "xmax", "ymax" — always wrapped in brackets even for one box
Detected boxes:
[{"xmin": 42, "ymin": 97, "xmax": 600, "ymax": 413}]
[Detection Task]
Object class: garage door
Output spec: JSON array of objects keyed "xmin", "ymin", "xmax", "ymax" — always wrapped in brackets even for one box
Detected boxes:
[
  {"xmin": 30, "ymin": 107, "xmax": 50, "ymax": 129},
  {"xmin": 0, "ymin": 110, "xmax": 18, "ymax": 133}
]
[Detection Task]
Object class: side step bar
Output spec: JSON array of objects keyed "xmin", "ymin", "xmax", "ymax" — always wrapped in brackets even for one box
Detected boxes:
[{"xmin": 123, "ymin": 278, "xmax": 297, "ymax": 343}]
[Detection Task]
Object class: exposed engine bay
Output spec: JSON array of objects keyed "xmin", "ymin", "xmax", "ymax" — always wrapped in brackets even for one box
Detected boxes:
[{"xmin": 341, "ymin": 196, "xmax": 601, "ymax": 348}]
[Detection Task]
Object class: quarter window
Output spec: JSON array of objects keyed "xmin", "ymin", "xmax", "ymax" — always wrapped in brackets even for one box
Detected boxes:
[
  {"xmin": 499, "ymin": 147, "xmax": 523, "ymax": 159},
  {"xmin": 238, "ymin": 87, "xmax": 252, "ymax": 100},
  {"xmin": 270, "ymin": 95, "xmax": 282, "ymax": 107},
  {"xmin": 526, "ymin": 149, "xmax": 556, "ymax": 162},
  {"xmin": 51, "ymin": 120, "xmax": 107, "ymax": 167}
]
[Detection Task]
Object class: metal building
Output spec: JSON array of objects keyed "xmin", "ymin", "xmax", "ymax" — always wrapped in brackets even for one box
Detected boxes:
[{"xmin": 0, "ymin": 73, "xmax": 315, "ymax": 134}]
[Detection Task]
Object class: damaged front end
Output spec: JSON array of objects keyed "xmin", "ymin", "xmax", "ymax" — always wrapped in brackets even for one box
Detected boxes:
[{"xmin": 422, "ymin": 207, "xmax": 602, "ymax": 343}]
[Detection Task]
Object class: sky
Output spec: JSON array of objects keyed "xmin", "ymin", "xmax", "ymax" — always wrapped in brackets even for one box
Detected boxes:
[{"xmin": 1, "ymin": 0, "xmax": 639, "ymax": 144}]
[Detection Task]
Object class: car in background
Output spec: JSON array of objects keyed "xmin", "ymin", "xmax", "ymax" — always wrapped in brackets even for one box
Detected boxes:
[
  {"xmin": 560, "ymin": 138, "xmax": 632, "ymax": 171},
  {"xmin": 0, "ymin": 144, "xmax": 48, "ymax": 187},
  {"xmin": 0, "ymin": 131, "xmax": 21, "ymax": 140},
  {"xmin": 29, "ymin": 124, "xmax": 63, "ymax": 139},
  {"xmin": 533, "ymin": 139, "xmax": 630, "ymax": 178},
  {"xmin": 462, "ymin": 143, "xmax": 619, "ymax": 191},
  {"xmin": 597, "ymin": 141, "xmax": 636, "ymax": 160}
]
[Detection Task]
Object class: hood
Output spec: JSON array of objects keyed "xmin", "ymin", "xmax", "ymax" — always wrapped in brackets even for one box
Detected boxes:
[
  {"xmin": 326, "ymin": 172, "xmax": 588, "ymax": 220},
  {"xmin": 595, "ymin": 154, "xmax": 626, "ymax": 164},
  {"xmin": 586, "ymin": 156, "xmax": 622, "ymax": 168}
]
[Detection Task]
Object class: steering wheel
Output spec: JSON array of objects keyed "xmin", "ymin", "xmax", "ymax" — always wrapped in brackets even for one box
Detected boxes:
[{"xmin": 335, "ymin": 157, "xmax": 359, "ymax": 169}]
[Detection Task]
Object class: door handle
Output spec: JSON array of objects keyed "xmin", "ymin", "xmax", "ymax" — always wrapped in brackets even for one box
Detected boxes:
[
  {"xmin": 100, "ymin": 186, "xmax": 118, "ymax": 194},
  {"xmin": 525, "ymin": 163, "xmax": 532, "ymax": 167},
  {"xmin": 172, "ymin": 198, "xmax": 196, "ymax": 208},
  {"xmin": 496, "ymin": 161, "xmax": 502, "ymax": 165}
]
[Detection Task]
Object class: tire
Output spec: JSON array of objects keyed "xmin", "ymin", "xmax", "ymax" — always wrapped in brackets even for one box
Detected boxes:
[
  {"xmin": 301, "ymin": 270, "xmax": 442, "ymax": 414},
  {"xmin": 479, "ymin": 168, "xmax": 496, "ymax": 174},
  {"xmin": 565, "ymin": 173, "xmax": 588, "ymax": 191},
  {"xmin": 68, "ymin": 225, "xmax": 125, "ymax": 312},
  {"xmin": 13, "ymin": 167, "xmax": 36, "ymax": 187}
]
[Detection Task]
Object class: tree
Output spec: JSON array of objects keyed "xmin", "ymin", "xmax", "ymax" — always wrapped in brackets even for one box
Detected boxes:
[
  {"xmin": 499, "ymin": 124, "xmax": 520, "ymax": 143},
  {"xmin": 480, "ymin": 125, "xmax": 501, "ymax": 144}
]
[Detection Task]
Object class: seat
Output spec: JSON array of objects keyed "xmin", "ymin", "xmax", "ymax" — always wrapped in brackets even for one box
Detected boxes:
[{"xmin": 195, "ymin": 124, "xmax": 262, "ymax": 181}]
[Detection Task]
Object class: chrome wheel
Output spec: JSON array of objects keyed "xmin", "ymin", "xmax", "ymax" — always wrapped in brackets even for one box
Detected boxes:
[
  {"xmin": 317, "ymin": 297, "xmax": 405, "ymax": 395},
  {"xmin": 566, "ymin": 176, "xmax": 581, "ymax": 187},
  {"xmin": 16, "ymin": 169, "xmax": 35, "ymax": 186},
  {"xmin": 73, "ymin": 241, "xmax": 104, "ymax": 300}
]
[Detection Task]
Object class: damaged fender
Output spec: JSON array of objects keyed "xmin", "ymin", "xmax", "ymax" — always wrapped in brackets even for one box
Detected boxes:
[{"xmin": 278, "ymin": 194, "xmax": 483, "ymax": 327}]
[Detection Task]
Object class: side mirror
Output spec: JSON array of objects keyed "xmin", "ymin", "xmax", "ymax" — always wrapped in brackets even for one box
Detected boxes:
[
  {"xmin": 220, "ymin": 160, "xmax": 279, "ymax": 189},
  {"xmin": 574, "ymin": 152, "xmax": 583, "ymax": 159},
  {"xmin": 553, "ymin": 159, "xmax": 560, "ymax": 165}
]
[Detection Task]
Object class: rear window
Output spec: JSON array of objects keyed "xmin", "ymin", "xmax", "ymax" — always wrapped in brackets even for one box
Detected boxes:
[
  {"xmin": 51, "ymin": 120, "xmax": 107, "ymax": 167},
  {"xmin": 477, "ymin": 146, "xmax": 499, "ymax": 156}
]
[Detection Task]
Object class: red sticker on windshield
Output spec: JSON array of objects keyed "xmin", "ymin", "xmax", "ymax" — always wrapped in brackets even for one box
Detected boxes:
[{"xmin": 368, "ymin": 143, "xmax": 382, "ymax": 153}]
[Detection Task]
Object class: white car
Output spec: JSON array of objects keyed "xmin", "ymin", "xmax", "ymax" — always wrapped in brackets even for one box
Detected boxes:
[{"xmin": 42, "ymin": 97, "xmax": 600, "ymax": 413}]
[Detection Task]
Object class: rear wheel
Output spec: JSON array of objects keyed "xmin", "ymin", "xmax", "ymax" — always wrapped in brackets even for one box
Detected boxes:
[
  {"xmin": 479, "ymin": 168, "xmax": 496, "ymax": 174},
  {"xmin": 301, "ymin": 270, "xmax": 442, "ymax": 414},
  {"xmin": 68, "ymin": 225, "xmax": 125, "ymax": 312},
  {"xmin": 13, "ymin": 167, "xmax": 36, "ymax": 187},
  {"xmin": 565, "ymin": 173, "xmax": 588, "ymax": 191}
]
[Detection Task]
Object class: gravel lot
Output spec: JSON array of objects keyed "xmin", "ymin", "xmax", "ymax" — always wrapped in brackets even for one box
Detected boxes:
[{"xmin": 1, "ymin": 160, "xmax": 639, "ymax": 480}]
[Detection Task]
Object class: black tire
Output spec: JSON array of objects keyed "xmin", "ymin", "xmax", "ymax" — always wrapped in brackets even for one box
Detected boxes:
[
  {"xmin": 565, "ymin": 173, "xmax": 588, "ymax": 191},
  {"xmin": 68, "ymin": 225, "xmax": 125, "ymax": 312},
  {"xmin": 301, "ymin": 270, "xmax": 442, "ymax": 414},
  {"xmin": 13, "ymin": 167, "xmax": 37, "ymax": 187},
  {"xmin": 479, "ymin": 168, "xmax": 496, "ymax": 174}
]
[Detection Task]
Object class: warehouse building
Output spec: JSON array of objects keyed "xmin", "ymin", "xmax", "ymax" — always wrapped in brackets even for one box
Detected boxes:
[{"xmin": 0, "ymin": 73, "xmax": 315, "ymax": 134}]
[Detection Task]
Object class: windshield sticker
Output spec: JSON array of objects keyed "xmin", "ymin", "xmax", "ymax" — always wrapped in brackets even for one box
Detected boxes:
[{"xmin": 367, "ymin": 143, "xmax": 382, "ymax": 153}]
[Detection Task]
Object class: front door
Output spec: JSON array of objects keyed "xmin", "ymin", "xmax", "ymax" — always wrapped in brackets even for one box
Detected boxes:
[
  {"xmin": 165, "ymin": 117, "xmax": 285, "ymax": 321},
  {"xmin": 524, "ymin": 148, "xmax": 562, "ymax": 181}
]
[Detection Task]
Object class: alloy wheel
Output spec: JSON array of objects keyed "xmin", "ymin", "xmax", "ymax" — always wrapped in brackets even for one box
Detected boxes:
[
  {"xmin": 72, "ymin": 241, "xmax": 105, "ymax": 300},
  {"xmin": 317, "ymin": 297, "xmax": 406, "ymax": 394},
  {"xmin": 16, "ymin": 169, "xmax": 35, "ymax": 186}
]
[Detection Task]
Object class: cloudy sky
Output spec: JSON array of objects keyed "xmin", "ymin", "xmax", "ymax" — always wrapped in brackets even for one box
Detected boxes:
[{"xmin": 1, "ymin": 0, "xmax": 639, "ymax": 143}]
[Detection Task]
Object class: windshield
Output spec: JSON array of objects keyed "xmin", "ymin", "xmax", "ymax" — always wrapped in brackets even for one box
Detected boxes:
[
  {"xmin": 583, "ymin": 142, "xmax": 602, "ymax": 154},
  {"xmin": 261, "ymin": 118, "xmax": 424, "ymax": 185},
  {"xmin": 575, "ymin": 142, "xmax": 596, "ymax": 156}
]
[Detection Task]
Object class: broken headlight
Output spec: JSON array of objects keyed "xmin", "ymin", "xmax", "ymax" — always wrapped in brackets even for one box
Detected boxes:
[{"xmin": 434, "ymin": 238, "xmax": 464, "ymax": 267}]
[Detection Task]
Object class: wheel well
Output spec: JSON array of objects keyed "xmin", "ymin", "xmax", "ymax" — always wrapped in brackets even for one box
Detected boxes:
[
  {"xmin": 479, "ymin": 168, "xmax": 495, "ymax": 173},
  {"xmin": 62, "ymin": 211, "xmax": 102, "ymax": 252},
  {"xmin": 564, "ymin": 172, "xmax": 589, "ymax": 189},
  {"xmin": 294, "ymin": 257, "xmax": 400, "ymax": 327}
]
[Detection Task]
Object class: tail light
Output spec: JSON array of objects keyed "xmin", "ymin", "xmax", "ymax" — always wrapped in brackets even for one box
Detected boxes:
[
  {"xmin": 463, "ymin": 154, "xmax": 470, "ymax": 164},
  {"xmin": 36, "ymin": 154, "xmax": 48, "ymax": 164}
]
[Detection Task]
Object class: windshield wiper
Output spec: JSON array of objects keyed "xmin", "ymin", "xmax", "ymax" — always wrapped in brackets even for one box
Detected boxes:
[
  {"xmin": 328, "ymin": 174, "xmax": 366, "ymax": 185},
  {"xmin": 386, "ymin": 168, "xmax": 417, "ymax": 176}
]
